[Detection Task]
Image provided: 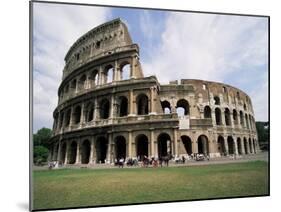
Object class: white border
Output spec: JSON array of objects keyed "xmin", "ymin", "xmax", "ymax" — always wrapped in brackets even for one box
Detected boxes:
[{"xmin": 1, "ymin": 0, "xmax": 279, "ymax": 212}]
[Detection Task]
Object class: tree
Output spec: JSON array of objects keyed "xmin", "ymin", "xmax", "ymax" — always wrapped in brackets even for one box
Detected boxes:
[
  {"xmin": 33, "ymin": 127, "xmax": 52, "ymax": 148},
  {"xmin": 33, "ymin": 127, "xmax": 52, "ymax": 165},
  {"xmin": 256, "ymin": 122, "xmax": 269, "ymax": 151}
]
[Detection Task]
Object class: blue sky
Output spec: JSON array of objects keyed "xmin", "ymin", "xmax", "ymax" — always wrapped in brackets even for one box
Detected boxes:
[{"xmin": 33, "ymin": 2, "xmax": 268, "ymax": 132}]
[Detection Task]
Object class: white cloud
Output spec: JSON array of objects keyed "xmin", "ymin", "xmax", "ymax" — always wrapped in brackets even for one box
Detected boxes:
[
  {"xmin": 33, "ymin": 3, "xmax": 110, "ymax": 132},
  {"xmin": 141, "ymin": 12, "xmax": 268, "ymax": 121}
]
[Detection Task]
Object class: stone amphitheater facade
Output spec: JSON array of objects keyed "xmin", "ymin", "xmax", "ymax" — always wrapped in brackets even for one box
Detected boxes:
[{"xmin": 49, "ymin": 18, "xmax": 259, "ymax": 165}]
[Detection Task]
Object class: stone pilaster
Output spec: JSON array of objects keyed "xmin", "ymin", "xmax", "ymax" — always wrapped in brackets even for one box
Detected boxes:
[
  {"xmin": 64, "ymin": 142, "xmax": 69, "ymax": 164},
  {"xmin": 224, "ymin": 136, "xmax": 229, "ymax": 155},
  {"xmin": 89, "ymin": 137, "xmax": 96, "ymax": 164},
  {"xmin": 128, "ymin": 131, "xmax": 132, "ymax": 158},
  {"xmin": 234, "ymin": 136, "xmax": 238, "ymax": 155},
  {"xmin": 75, "ymin": 141, "xmax": 81, "ymax": 164},
  {"xmin": 173, "ymin": 128, "xmax": 178, "ymax": 157},
  {"xmin": 128, "ymin": 89, "xmax": 135, "ymax": 116},
  {"xmin": 150, "ymin": 129, "xmax": 155, "ymax": 158},
  {"xmin": 106, "ymin": 134, "xmax": 112, "ymax": 163}
]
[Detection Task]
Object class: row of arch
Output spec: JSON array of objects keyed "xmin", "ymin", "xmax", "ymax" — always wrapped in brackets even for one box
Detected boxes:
[
  {"xmin": 51, "ymin": 132, "xmax": 258, "ymax": 164},
  {"xmin": 54, "ymin": 93, "xmax": 151, "ymax": 131},
  {"xmin": 60, "ymin": 62, "xmax": 131, "ymax": 101}
]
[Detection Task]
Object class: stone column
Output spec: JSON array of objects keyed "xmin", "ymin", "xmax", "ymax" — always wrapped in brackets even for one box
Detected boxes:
[
  {"xmin": 234, "ymin": 137, "xmax": 238, "ymax": 155},
  {"xmin": 79, "ymin": 103, "xmax": 85, "ymax": 128},
  {"xmin": 211, "ymin": 110, "xmax": 216, "ymax": 126},
  {"xmin": 89, "ymin": 137, "xmax": 96, "ymax": 164},
  {"xmin": 149, "ymin": 86, "xmax": 156, "ymax": 115},
  {"xmin": 75, "ymin": 141, "xmax": 81, "ymax": 164},
  {"xmin": 246, "ymin": 140, "xmax": 251, "ymax": 154},
  {"xmin": 130, "ymin": 56, "xmax": 135, "ymax": 78},
  {"xmin": 237, "ymin": 112, "xmax": 241, "ymax": 128},
  {"xmin": 129, "ymin": 89, "xmax": 135, "ymax": 116},
  {"xmin": 154, "ymin": 140, "xmax": 158, "ymax": 158},
  {"xmin": 69, "ymin": 106, "xmax": 74, "ymax": 131},
  {"xmin": 57, "ymin": 141, "xmax": 62, "ymax": 162},
  {"xmin": 192, "ymin": 141, "xmax": 198, "ymax": 154},
  {"xmin": 110, "ymin": 95, "xmax": 115, "ymax": 119},
  {"xmin": 64, "ymin": 142, "xmax": 69, "ymax": 165},
  {"xmin": 106, "ymin": 134, "xmax": 112, "ymax": 164},
  {"xmin": 75, "ymin": 77, "xmax": 78, "ymax": 94},
  {"xmin": 173, "ymin": 129, "xmax": 178, "ymax": 157},
  {"xmin": 241, "ymin": 140, "xmax": 245, "ymax": 155},
  {"xmin": 150, "ymin": 129, "xmax": 155, "ymax": 158},
  {"xmin": 128, "ymin": 131, "xmax": 132, "ymax": 158},
  {"xmin": 224, "ymin": 136, "xmax": 229, "ymax": 155},
  {"xmin": 114, "ymin": 60, "xmax": 119, "ymax": 81},
  {"xmin": 221, "ymin": 109, "xmax": 226, "ymax": 126},
  {"xmin": 93, "ymin": 98, "xmax": 99, "ymax": 120},
  {"xmin": 98, "ymin": 66, "xmax": 103, "ymax": 86}
]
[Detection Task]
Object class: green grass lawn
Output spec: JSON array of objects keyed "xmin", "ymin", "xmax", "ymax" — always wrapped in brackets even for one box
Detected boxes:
[{"xmin": 32, "ymin": 161, "xmax": 269, "ymax": 210}]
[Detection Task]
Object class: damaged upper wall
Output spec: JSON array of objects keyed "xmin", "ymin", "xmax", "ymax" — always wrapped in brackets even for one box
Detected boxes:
[{"xmin": 62, "ymin": 18, "xmax": 136, "ymax": 78}]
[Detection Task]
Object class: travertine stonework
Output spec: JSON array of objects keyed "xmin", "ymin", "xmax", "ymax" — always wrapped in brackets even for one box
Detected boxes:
[{"xmin": 49, "ymin": 18, "xmax": 259, "ymax": 165}]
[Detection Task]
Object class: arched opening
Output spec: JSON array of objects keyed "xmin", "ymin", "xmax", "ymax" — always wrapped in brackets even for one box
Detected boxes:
[
  {"xmin": 215, "ymin": 108, "xmax": 222, "ymax": 125},
  {"xmin": 244, "ymin": 103, "xmax": 247, "ymax": 111},
  {"xmin": 78, "ymin": 75, "xmax": 87, "ymax": 91},
  {"xmin": 115, "ymin": 136, "xmax": 126, "ymax": 160},
  {"xmin": 69, "ymin": 141, "xmax": 77, "ymax": 164},
  {"xmin": 243, "ymin": 138, "xmax": 248, "ymax": 154},
  {"xmin": 224, "ymin": 108, "xmax": 231, "ymax": 126},
  {"xmin": 197, "ymin": 135, "xmax": 209, "ymax": 155},
  {"xmin": 158, "ymin": 133, "xmax": 172, "ymax": 158},
  {"xmin": 181, "ymin": 135, "xmax": 192, "ymax": 155},
  {"xmin": 59, "ymin": 112, "xmax": 64, "ymax": 129},
  {"xmin": 100, "ymin": 99, "xmax": 110, "ymax": 119},
  {"xmin": 176, "ymin": 99, "xmax": 189, "ymax": 117},
  {"xmin": 60, "ymin": 142, "xmax": 67, "ymax": 163},
  {"xmin": 227, "ymin": 136, "xmax": 235, "ymax": 155},
  {"xmin": 214, "ymin": 96, "xmax": 220, "ymax": 105},
  {"xmin": 253, "ymin": 139, "xmax": 256, "ymax": 153},
  {"xmin": 204, "ymin": 106, "xmax": 212, "ymax": 118},
  {"xmin": 70, "ymin": 79, "xmax": 77, "ymax": 93},
  {"xmin": 104, "ymin": 65, "xmax": 114, "ymax": 83},
  {"xmin": 81, "ymin": 140, "xmax": 91, "ymax": 164},
  {"xmin": 161, "ymin": 100, "xmax": 171, "ymax": 114},
  {"xmin": 118, "ymin": 96, "xmax": 128, "ymax": 117},
  {"xmin": 85, "ymin": 102, "xmax": 94, "ymax": 122},
  {"xmin": 136, "ymin": 134, "xmax": 149, "ymax": 161},
  {"xmin": 96, "ymin": 137, "xmax": 108, "ymax": 163},
  {"xmin": 249, "ymin": 138, "xmax": 253, "ymax": 153},
  {"xmin": 233, "ymin": 109, "xmax": 238, "ymax": 125},
  {"xmin": 64, "ymin": 84, "xmax": 69, "ymax": 95},
  {"xmin": 89, "ymin": 70, "xmax": 99, "ymax": 88},
  {"xmin": 137, "ymin": 94, "xmax": 149, "ymax": 115},
  {"xmin": 240, "ymin": 111, "xmax": 244, "ymax": 126},
  {"xmin": 64, "ymin": 109, "xmax": 71, "ymax": 127},
  {"xmin": 120, "ymin": 63, "xmax": 131, "ymax": 80},
  {"xmin": 73, "ymin": 106, "xmax": 81, "ymax": 124},
  {"xmin": 217, "ymin": 136, "xmax": 226, "ymax": 155},
  {"xmin": 237, "ymin": 137, "xmax": 242, "ymax": 155}
]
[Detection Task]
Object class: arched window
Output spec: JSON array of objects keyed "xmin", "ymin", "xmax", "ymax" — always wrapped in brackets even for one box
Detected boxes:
[
  {"xmin": 239, "ymin": 111, "xmax": 244, "ymax": 126},
  {"xmin": 70, "ymin": 79, "xmax": 77, "ymax": 92},
  {"xmin": 233, "ymin": 109, "xmax": 238, "ymax": 125},
  {"xmin": 137, "ymin": 94, "xmax": 149, "ymax": 115},
  {"xmin": 89, "ymin": 70, "xmax": 99, "ymax": 88},
  {"xmin": 204, "ymin": 106, "xmax": 211, "ymax": 118},
  {"xmin": 100, "ymin": 99, "xmax": 110, "ymax": 119},
  {"xmin": 85, "ymin": 102, "xmax": 94, "ymax": 122},
  {"xmin": 120, "ymin": 62, "xmax": 131, "ymax": 80},
  {"xmin": 104, "ymin": 65, "xmax": 114, "ymax": 83},
  {"xmin": 64, "ymin": 109, "xmax": 71, "ymax": 127},
  {"xmin": 215, "ymin": 108, "xmax": 222, "ymax": 125},
  {"xmin": 118, "ymin": 96, "xmax": 128, "ymax": 117},
  {"xmin": 214, "ymin": 96, "xmax": 220, "ymax": 105},
  {"xmin": 161, "ymin": 100, "xmax": 171, "ymax": 114},
  {"xmin": 224, "ymin": 108, "xmax": 231, "ymax": 126},
  {"xmin": 73, "ymin": 106, "xmax": 81, "ymax": 124},
  {"xmin": 176, "ymin": 99, "xmax": 189, "ymax": 117},
  {"xmin": 78, "ymin": 75, "xmax": 87, "ymax": 90}
]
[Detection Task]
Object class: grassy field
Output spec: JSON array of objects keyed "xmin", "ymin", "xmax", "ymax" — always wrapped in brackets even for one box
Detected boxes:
[{"xmin": 32, "ymin": 161, "xmax": 268, "ymax": 210}]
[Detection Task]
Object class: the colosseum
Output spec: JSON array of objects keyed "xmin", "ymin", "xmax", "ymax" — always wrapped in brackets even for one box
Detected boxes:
[{"xmin": 48, "ymin": 18, "xmax": 260, "ymax": 165}]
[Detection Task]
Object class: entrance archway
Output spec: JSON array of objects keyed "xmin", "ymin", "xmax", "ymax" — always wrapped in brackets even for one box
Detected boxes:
[
  {"xmin": 115, "ymin": 136, "xmax": 126, "ymax": 160},
  {"xmin": 96, "ymin": 137, "xmax": 108, "ymax": 163},
  {"xmin": 237, "ymin": 137, "xmax": 242, "ymax": 155},
  {"xmin": 243, "ymin": 137, "xmax": 248, "ymax": 154},
  {"xmin": 136, "ymin": 134, "xmax": 149, "ymax": 160},
  {"xmin": 217, "ymin": 136, "xmax": 226, "ymax": 155},
  {"xmin": 69, "ymin": 141, "xmax": 77, "ymax": 164},
  {"xmin": 158, "ymin": 133, "xmax": 172, "ymax": 158},
  {"xmin": 60, "ymin": 142, "xmax": 67, "ymax": 163},
  {"xmin": 81, "ymin": 140, "xmax": 91, "ymax": 164},
  {"xmin": 197, "ymin": 135, "xmax": 209, "ymax": 155},
  {"xmin": 227, "ymin": 136, "xmax": 235, "ymax": 155},
  {"xmin": 181, "ymin": 135, "xmax": 192, "ymax": 155}
]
